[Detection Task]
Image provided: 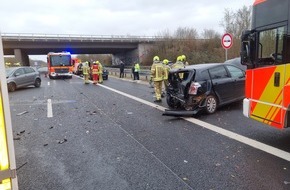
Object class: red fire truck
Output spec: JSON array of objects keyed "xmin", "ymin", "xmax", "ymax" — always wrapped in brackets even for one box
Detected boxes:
[
  {"xmin": 241, "ymin": 0, "xmax": 290, "ymax": 129},
  {"xmin": 47, "ymin": 52, "xmax": 74, "ymax": 79}
]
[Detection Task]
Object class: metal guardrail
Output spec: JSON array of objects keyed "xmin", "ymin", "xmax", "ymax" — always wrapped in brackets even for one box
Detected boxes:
[
  {"xmin": 1, "ymin": 33, "xmax": 164, "ymax": 43},
  {"xmin": 107, "ymin": 67, "xmax": 151, "ymax": 80}
]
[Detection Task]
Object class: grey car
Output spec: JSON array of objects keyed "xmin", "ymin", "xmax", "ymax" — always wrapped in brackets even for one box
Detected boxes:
[{"xmin": 6, "ymin": 67, "xmax": 41, "ymax": 92}]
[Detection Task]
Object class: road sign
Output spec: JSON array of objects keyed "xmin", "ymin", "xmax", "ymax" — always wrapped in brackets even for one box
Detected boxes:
[{"xmin": 221, "ymin": 33, "xmax": 233, "ymax": 49}]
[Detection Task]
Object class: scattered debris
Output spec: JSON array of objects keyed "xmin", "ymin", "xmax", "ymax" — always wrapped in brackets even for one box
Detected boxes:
[
  {"xmin": 17, "ymin": 111, "xmax": 28, "ymax": 116},
  {"xmin": 182, "ymin": 177, "xmax": 189, "ymax": 181},
  {"xmin": 86, "ymin": 131, "xmax": 89, "ymax": 134},
  {"xmin": 284, "ymin": 181, "xmax": 290, "ymax": 185},
  {"xmin": 20, "ymin": 130, "xmax": 25, "ymax": 134},
  {"xmin": 43, "ymin": 144, "xmax": 48, "ymax": 146},
  {"xmin": 58, "ymin": 138, "xmax": 67, "ymax": 144},
  {"xmin": 184, "ymin": 160, "xmax": 188, "ymax": 163},
  {"xmin": 215, "ymin": 163, "xmax": 221, "ymax": 167},
  {"xmin": 13, "ymin": 137, "xmax": 21, "ymax": 140},
  {"xmin": 34, "ymin": 118, "xmax": 38, "ymax": 121},
  {"xmin": 49, "ymin": 126, "xmax": 54, "ymax": 129},
  {"xmin": 127, "ymin": 112, "xmax": 133, "ymax": 115}
]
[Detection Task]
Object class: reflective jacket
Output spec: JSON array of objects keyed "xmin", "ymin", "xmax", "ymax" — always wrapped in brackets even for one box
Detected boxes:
[
  {"xmin": 82, "ymin": 64, "xmax": 90, "ymax": 75},
  {"xmin": 163, "ymin": 64, "xmax": 171, "ymax": 80},
  {"xmin": 98, "ymin": 63, "xmax": 103, "ymax": 74},
  {"xmin": 171, "ymin": 61, "xmax": 184, "ymax": 79},
  {"xmin": 151, "ymin": 61, "xmax": 164, "ymax": 82},
  {"xmin": 134, "ymin": 63, "xmax": 140, "ymax": 72},
  {"xmin": 91, "ymin": 64, "xmax": 99, "ymax": 74}
]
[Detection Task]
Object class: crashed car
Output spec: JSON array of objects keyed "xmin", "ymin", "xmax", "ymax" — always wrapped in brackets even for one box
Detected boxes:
[{"xmin": 163, "ymin": 63, "xmax": 245, "ymax": 116}]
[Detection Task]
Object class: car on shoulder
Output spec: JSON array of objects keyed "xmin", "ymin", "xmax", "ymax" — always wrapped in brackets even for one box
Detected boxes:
[
  {"xmin": 6, "ymin": 66, "xmax": 41, "ymax": 92},
  {"xmin": 164, "ymin": 63, "xmax": 245, "ymax": 116}
]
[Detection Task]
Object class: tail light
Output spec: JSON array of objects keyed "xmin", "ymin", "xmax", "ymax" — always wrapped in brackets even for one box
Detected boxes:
[{"xmin": 188, "ymin": 82, "xmax": 201, "ymax": 95}]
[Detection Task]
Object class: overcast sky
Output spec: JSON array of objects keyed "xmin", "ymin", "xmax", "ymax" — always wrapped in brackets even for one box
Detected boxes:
[
  {"xmin": 0, "ymin": 0, "xmax": 253, "ymax": 36},
  {"xmin": 0, "ymin": 0, "xmax": 254, "ymax": 61}
]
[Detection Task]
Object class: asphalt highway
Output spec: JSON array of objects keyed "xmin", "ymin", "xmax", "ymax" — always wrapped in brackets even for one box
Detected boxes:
[{"xmin": 8, "ymin": 74, "xmax": 290, "ymax": 190}]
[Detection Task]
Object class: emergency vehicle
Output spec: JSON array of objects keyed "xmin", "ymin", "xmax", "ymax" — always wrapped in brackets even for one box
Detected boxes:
[
  {"xmin": 47, "ymin": 52, "xmax": 73, "ymax": 79},
  {"xmin": 0, "ymin": 35, "xmax": 18, "ymax": 189},
  {"xmin": 241, "ymin": 0, "xmax": 290, "ymax": 129}
]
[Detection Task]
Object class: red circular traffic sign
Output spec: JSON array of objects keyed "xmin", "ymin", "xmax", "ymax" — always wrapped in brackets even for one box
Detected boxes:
[{"xmin": 221, "ymin": 33, "xmax": 233, "ymax": 49}]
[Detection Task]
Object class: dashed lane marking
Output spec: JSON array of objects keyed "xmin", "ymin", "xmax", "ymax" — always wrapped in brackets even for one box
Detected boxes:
[{"xmin": 47, "ymin": 99, "xmax": 53, "ymax": 118}]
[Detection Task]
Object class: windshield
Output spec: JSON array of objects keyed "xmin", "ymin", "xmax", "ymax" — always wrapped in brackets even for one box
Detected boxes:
[
  {"xmin": 50, "ymin": 55, "xmax": 71, "ymax": 66},
  {"xmin": 5, "ymin": 68, "xmax": 14, "ymax": 77}
]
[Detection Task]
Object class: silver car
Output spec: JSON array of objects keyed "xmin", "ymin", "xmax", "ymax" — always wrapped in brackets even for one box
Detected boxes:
[{"xmin": 6, "ymin": 67, "xmax": 41, "ymax": 92}]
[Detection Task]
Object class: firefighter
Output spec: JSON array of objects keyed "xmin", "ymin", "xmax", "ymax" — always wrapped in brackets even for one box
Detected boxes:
[
  {"xmin": 162, "ymin": 59, "xmax": 170, "ymax": 91},
  {"xmin": 151, "ymin": 56, "xmax": 164, "ymax": 103},
  {"xmin": 98, "ymin": 61, "xmax": 103, "ymax": 84},
  {"xmin": 172, "ymin": 56, "xmax": 185, "ymax": 79},
  {"xmin": 82, "ymin": 62, "xmax": 90, "ymax": 84},
  {"xmin": 91, "ymin": 61, "xmax": 99, "ymax": 84},
  {"xmin": 181, "ymin": 54, "xmax": 189, "ymax": 66}
]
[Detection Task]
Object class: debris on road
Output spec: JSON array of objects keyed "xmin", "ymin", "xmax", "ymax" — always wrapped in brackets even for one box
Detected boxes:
[
  {"xmin": 13, "ymin": 137, "xmax": 21, "ymax": 140},
  {"xmin": 44, "ymin": 144, "xmax": 48, "ymax": 146},
  {"xmin": 49, "ymin": 126, "xmax": 54, "ymax": 129},
  {"xmin": 17, "ymin": 111, "xmax": 28, "ymax": 116},
  {"xmin": 58, "ymin": 138, "xmax": 67, "ymax": 144}
]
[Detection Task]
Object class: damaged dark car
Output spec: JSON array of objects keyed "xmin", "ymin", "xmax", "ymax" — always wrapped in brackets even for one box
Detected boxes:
[{"xmin": 164, "ymin": 63, "xmax": 245, "ymax": 116}]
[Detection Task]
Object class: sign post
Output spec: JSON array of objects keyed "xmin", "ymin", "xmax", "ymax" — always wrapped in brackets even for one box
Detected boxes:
[{"xmin": 221, "ymin": 33, "xmax": 233, "ymax": 61}]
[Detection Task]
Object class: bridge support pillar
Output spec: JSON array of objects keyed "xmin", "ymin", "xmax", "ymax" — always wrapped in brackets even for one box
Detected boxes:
[{"xmin": 14, "ymin": 49, "xmax": 29, "ymax": 66}]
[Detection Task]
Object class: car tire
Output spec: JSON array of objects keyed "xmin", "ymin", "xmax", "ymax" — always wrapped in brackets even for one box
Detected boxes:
[
  {"xmin": 8, "ymin": 83, "xmax": 16, "ymax": 92},
  {"xmin": 34, "ymin": 78, "xmax": 41, "ymax": 88},
  {"xmin": 205, "ymin": 95, "xmax": 218, "ymax": 114}
]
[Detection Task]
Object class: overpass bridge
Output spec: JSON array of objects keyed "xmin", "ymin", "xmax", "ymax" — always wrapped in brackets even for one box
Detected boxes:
[{"xmin": 1, "ymin": 33, "xmax": 162, "ymax": 66}]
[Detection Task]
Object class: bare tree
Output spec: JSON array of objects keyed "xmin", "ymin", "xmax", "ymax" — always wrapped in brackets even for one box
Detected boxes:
[
  {"xmin": 220, "ymin": 6, "xmax": 252, "ymax": 38},
  {"xmin": 202, "ymin": 29, "xmax": 221, "ymax": 39}
]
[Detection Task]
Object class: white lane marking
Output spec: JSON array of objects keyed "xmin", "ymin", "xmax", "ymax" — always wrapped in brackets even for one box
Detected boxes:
[
  {"xmin": 47, "ymin": 99, "xmax": 53, "ymax": 118},
  {"xmin": 48, "ymin": 82, "xmax": 50, "ymax": 86},
  {"xmin": 99, "ymin": 84, "xmax": 290, "ymax": 162}
]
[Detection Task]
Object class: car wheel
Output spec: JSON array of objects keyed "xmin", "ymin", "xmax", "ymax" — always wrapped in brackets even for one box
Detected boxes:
[
  {"xmin": 205, "ymin": 95, "xmax": 218, "ymax": 114},
  {"xmin": 34, "ymin": 78, "xmax": 41, "ymax": 87},
  {"xmin": 8, "ymin": 83, "xmax": 16, "ymax": 92}
]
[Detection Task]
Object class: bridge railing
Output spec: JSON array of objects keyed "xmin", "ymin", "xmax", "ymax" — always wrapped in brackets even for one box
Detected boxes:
[{"xmin": 1, "ymin": 33, "xmax": 164, "ymax": 43}]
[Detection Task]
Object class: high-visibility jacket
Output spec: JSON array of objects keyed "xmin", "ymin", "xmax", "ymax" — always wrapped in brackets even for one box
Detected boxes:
[
  {"xmin": 171, "ymin": 61, "xmax": 185, "ymax": 79},
  {"xmin": 171, "ymin": 61, "xmax": 185, "ymax": 69},
  {"xmin": 98, "ymin": 63, "xmax": 103, "ymax": 74},
  {"xmin": 163, "ymin": 64, "xmax": 171, "ymax": 80},
  {"xmin": 134, "ymin": 63, "xmax": 140, "ymax": 72},
  {"xmin": 91, "ymin": 64, "xmax": 99, "ymax": 74},
  {"xmin": 82, "ymin": 65, "xmax": 90, "ymax": 75},
  {"xmin": 151, "ymin": 61, "xmax": 164, "ymax": 82}
]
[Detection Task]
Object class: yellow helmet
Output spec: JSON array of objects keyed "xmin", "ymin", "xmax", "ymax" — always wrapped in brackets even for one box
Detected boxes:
[
  {"xmin": 177, "ymin": 56, "xmax": 182, "ymax": 62},
  {"xmin": 96, "ymin": 61, "xmax": 100, "ymax": 64},
  {"xmin": 181, "ymin": 55, "xmax": 186, "ymax": 61},
  {"xmin": 153, "ymin": 56, "xmax": 160, "ymax": 61},
  {"xmin": 163, "ymin": 59, "xmax": 169, "ymax": 64}
]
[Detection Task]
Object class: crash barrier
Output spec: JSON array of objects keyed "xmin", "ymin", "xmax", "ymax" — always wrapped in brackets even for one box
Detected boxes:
[{"xmin": 106, "ymin": 67, "xmax": 152, "ymax": 81}]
